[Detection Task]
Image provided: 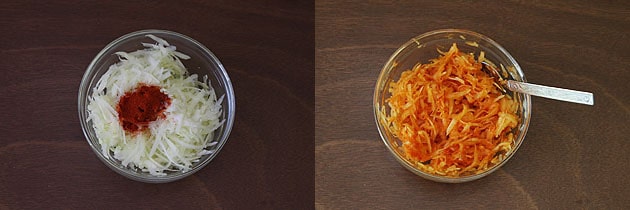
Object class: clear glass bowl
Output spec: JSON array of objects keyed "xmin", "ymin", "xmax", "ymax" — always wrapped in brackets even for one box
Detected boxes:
[
  {"xmin": 78, "ymin": 29, "xmax": 235, "ymax": 183},
  {"xmin": 374, "ymin": 29, "xmax": 531, "ymax": 183}
]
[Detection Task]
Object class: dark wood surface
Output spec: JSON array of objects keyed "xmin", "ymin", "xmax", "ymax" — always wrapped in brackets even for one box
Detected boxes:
[
  {"xmin": 0, "ymin": 1, "xmax": 313, "ymax": 209},
  {"xmin": 316, "ymin": 1, "xmax": 630, "ymax": 209}
]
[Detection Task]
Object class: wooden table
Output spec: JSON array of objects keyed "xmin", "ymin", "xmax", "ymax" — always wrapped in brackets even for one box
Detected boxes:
[
  {"xmin": 316, "ymin": 1, "xmax": 630, "ymax": 209},
  {"xmin": 0, "ymin": 1, "xmax": 313, "ymax": 209}
]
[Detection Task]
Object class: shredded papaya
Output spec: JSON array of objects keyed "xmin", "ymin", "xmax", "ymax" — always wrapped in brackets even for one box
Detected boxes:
[{"xmin": 385, "ymin": 43, "xmax": 520, "ymax": 177}]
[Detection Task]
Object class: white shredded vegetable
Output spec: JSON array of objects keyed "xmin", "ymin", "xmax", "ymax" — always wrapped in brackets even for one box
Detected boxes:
[{"xmin": 87, "ymin": 35, "xmax": 224, "ymax": 176}]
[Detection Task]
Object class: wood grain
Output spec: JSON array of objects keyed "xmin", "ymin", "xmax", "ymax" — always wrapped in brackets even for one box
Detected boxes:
[
  {"xmin": 0, "ymin": 0, "xmax": 313, "ymax": 209},
  {"xmin": 315, "ymin": 0, "xmax": 630, "ymax": 209}
]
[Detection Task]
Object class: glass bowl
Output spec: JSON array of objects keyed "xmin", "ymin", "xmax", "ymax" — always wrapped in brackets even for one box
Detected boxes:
[
  {"xmin": 78, "ymin": 29, "xmax": 235, "ymax": 183},
  {"xmin": 373, "ymin": 29, "xmax": 531, "ymax": 183}
]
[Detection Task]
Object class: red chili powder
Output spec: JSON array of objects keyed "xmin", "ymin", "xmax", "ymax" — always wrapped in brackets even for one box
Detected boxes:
[{"xmin": 117, "ymin": 84, "xmax": 171, "ymax": 133}]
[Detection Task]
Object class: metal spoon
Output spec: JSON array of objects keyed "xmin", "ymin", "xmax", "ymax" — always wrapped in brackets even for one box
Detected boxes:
[{"xmin": 481, "ymin": 62, "xmax": 594, "ymax": 105}]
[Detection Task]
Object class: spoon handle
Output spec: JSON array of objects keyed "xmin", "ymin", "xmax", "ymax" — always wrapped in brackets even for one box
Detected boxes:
[{"xmin": 506, "ymin": 80, "xmax": 594, "ymax": 105}]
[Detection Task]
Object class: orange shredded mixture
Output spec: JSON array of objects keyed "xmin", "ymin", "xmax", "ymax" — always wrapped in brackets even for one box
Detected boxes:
[{"xmin": 385, "ymin": 43, "xmax": 520, "ymax": 177}]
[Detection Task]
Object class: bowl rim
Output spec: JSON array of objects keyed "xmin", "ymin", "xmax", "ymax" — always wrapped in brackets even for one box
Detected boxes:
[
  {"xmin": 373, "ymin": 29, "xmax": 532, "ymax": 183},
  {"xmin": 78, "ymin": 29, "xmax": 236, "ymax": 183}
]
